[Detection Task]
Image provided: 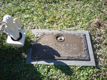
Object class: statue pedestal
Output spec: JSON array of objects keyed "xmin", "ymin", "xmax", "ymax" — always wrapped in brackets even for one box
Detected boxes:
[{"xmin": 6, "ymin": 30, "xmax": 26, "ymax": 48}]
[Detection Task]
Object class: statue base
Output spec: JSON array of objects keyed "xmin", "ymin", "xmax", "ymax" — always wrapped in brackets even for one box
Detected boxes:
[{"xmin": 6, "ymin": 30, "xmax": 26, "ymax": 48}]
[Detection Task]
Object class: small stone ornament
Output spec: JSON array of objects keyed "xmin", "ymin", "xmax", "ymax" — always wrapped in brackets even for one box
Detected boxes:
[{"xmin": 0, "ymin": 15, "xmax": 26, "ymax": 48}]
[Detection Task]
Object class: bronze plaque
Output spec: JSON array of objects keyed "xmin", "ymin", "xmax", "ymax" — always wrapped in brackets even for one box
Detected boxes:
[{"xmin": 31, "ymin": 32, "xmax": 89, "ymax": 60}]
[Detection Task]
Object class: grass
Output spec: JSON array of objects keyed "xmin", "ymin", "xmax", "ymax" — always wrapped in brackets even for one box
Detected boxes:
[{"xmin": 0, "ymin": 0, "xmax": 107, "ymax": 80}]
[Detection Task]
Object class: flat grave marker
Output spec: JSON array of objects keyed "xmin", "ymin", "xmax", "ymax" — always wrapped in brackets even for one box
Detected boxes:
[{"xmin": 26, "ymin": 30, "xmax": 95, "ymax": 66}]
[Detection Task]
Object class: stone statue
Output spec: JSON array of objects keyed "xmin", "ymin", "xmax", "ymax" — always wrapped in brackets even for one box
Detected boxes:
[
  {"xmin": 0, "ymin": 15, "xmax": 26, "ymax": 48},
  {"xmin": 1, "ymin": 15, "xmax": 21, "ymax": 40}
]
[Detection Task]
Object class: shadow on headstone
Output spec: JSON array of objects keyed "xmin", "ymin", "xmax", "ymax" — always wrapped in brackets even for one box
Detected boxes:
[
  {"xmin": 30, "ymin": 43, "xmax": 73, "ymax": 76},
  {"xmin": 32, "ymin": 43, "xmax": 61, "ymax": 59}
]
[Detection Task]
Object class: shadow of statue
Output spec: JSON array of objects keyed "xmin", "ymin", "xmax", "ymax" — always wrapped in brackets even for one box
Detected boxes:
[
  {"xmin": 27, "ymin": 43, "xmax": 73, "ymax": 76},
  {"xmin": 31, "ymin": 43, "xmax": 61, "ymax": 59},
  {"xmin": 54, "ymin": 63, "xmax": 72, "ymax": 76}
]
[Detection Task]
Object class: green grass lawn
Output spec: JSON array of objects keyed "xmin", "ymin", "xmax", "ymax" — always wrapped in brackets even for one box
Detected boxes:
[{"xmin": 0, "ymin": 0, "xmax": 107, "ymax": 80}]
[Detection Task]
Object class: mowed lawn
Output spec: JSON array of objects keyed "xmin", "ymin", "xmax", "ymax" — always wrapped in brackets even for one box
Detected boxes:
[{"xmin": 0, "ymin": 0, "xmax": 107, "ymax": 80}]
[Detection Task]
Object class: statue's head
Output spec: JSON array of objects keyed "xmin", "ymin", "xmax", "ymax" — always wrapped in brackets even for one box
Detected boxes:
[{"xmin": 3, "ymin": 15, "xmax": 13, "ymax": 23}]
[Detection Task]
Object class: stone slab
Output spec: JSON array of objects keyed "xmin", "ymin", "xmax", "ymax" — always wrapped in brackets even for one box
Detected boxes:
[{"xmin": 26, "ymin": 29, "xmax": 96, "ymax": 66}]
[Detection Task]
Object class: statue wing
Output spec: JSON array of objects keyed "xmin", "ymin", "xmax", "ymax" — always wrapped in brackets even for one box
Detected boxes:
[{"xmin": 14, "ymin": 18, "xmax": 21, "ymax": 30}]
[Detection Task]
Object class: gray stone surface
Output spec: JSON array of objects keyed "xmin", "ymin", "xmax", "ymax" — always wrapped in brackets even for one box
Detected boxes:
[{"xmin": 26, "ymin": 29, "xmax": 96, "ymax": 66}]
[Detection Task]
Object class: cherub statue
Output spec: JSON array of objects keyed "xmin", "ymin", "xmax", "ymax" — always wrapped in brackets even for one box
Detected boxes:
[{"xmin": 0, "ymin": 15, "xmax": 21, "ymax": 40}]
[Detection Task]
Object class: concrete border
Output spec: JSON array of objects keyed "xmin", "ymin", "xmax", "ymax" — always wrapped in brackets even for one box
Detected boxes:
[{"xmin": 26, "ymin": 29, "xmax": 95, "ymax": 66}]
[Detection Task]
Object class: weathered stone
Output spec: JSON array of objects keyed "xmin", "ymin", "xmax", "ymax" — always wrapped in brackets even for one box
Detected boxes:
[{"xmin": 31, "ymin": 31, "xmax": 89, "ymax": 60}]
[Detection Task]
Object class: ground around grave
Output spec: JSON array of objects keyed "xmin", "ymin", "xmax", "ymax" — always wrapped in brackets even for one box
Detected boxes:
[{"xmin": 0, "ymin": 0, "xmax": 107, "ymax": 80}]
